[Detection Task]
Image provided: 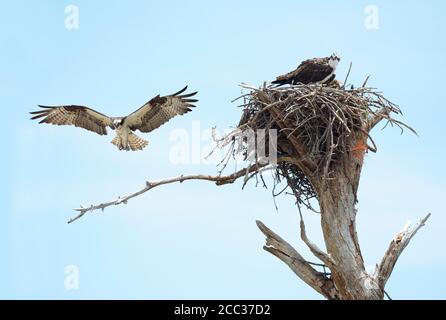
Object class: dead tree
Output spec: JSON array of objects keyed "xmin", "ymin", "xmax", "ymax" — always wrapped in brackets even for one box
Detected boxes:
[{"xmin": 69, "ymin": 78, "xmax": 430, "ymax": 300}]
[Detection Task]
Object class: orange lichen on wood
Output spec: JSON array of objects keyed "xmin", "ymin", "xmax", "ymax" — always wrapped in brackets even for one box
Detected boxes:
[{"xmin": 351, "ymin": 136, "xmax": 368, "ymax": 159}]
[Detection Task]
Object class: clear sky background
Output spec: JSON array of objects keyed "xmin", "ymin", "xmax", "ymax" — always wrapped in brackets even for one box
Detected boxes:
[{"xmin": 1, "ymin": 0, "xmax": 445, "ymax": 299}]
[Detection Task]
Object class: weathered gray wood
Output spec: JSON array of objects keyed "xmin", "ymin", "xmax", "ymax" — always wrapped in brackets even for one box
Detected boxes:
[
  {"xmin": 256, "ymin": 220, "xmax": 339, "ymax": 299},
  {"xmin": 374, "ymin": 214, "xmax": 431, "ymax": 289}
]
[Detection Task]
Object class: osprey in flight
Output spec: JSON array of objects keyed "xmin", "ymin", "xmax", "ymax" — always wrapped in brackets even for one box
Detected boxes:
[
  {"xmin": 30, "ymin": 86, "xmax": 197, "ymax": 151},
  {"xmin": 272, "ymin": 53, "xmax": 340, "ymax": 86}
]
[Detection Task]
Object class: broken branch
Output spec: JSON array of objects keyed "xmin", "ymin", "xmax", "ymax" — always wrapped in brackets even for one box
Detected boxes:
[{"xmin": 374, "ymin": 213, "xmax": 431, "ymax": 288}]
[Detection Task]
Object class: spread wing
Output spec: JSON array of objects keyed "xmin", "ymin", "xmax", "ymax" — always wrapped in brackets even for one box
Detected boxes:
[
  {"xmin": 30, "ymin": 105, "xmax": 112, "ymax": 135},
  {"xmin": 124, "ymin": 86, "xmax": 198, "ymax": 133}
]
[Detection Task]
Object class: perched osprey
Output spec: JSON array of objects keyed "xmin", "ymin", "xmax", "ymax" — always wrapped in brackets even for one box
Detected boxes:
[
  {"xmin": 30, "ymin": 86, "xmax": 197, "ymax": 151},
  {"xmin": 272, "ymin": 53, "xmax": 340, "ymax": 86}
]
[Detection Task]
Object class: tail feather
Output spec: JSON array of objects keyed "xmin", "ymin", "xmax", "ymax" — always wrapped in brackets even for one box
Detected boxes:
[
  {"xmin": 128, "ymin": 133, "xmax": 149, "ymax": 151},
  {"xmin": 110, "ymin": 135, "xmax": 121, "ymax": 149},
  {"xmin": 111, "ymin": 133, "xmax": 149, "ymax": 151},
  {"xmin": 271, "ymin": 79, "xmax": 287, "ymax": 87}
]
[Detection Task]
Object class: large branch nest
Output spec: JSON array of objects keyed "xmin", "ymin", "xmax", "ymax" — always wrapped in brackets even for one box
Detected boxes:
[{"xmin": 219, "ymin": 81, "xmax": 414, "ymax": 209}]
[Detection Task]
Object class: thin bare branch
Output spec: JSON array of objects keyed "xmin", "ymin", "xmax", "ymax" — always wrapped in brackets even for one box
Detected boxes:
[
  {"xmin": 69, "ymin": 157, "xmax": 297, "ymax": 223},
  {"xmin": 68, "ymin": 163, "xmax": 269, "ymax": 223},
  {"xmin": 299, "ymin": 211, "xmax": 336, "ymax": 267},
  {"xmin": 342, "ymin": 62, "xmax": 353, "ymax": 89}
]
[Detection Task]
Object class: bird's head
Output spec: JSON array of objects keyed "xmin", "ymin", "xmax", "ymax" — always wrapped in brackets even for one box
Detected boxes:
[
  {"xmin": 328, "ymin": 52, "xmax": 340, "ymax": 69},
  {"xmin": 111, "ymin": 118, "xmax": 123, "ymax": 129}
]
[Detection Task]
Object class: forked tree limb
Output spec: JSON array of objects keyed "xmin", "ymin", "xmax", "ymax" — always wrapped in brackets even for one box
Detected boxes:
[
  {"xmin": 256, "ymin": 220, "xmax": 338, "ymax": 299},
  {"xmin": 366, "ymin": 108, "xmax": 390, "ymax": 131},
  {"xmin": 366, "ymin": 108, "xmax": 417, "ymax": 136},
  {"xmin": 374, "ymin": 213, "xmax": 431, "ymax": 289}
]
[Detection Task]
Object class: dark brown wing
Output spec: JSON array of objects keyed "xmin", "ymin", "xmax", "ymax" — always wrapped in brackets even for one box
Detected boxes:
[
  {"xmin": 124, "ymin": 86, "xmax": 198, "ymax": 133},
  {"xmin": 274, "ymin": 60, "xmax": 308, "ymax": 82},
  {"xmin": 30, "ymin": 105, "xmax": 112, "ymax": 135},
  {"xmin": 273, "ymin": 58, "xmax": 332, "ymax": 85}
]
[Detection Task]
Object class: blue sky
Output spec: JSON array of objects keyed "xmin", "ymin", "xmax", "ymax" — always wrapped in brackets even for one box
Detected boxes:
[{"xmin": 1, "ymin": 0, "xmax": 445, "ymax": 299}]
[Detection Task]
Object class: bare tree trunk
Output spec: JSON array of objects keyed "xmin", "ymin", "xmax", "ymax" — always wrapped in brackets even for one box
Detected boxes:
[
  {"xmin": 317, "ymin": 170, "xmax": 382, "ymax": 299},
  {"xmin": 311, "ymin": 136, "xmax": 379, "ymax": 299}
]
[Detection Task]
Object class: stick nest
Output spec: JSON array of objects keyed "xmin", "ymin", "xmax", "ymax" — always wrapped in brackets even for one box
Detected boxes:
[{"xmin": 225, "ymin": 81, "xmax": 413, "ymax": 209}]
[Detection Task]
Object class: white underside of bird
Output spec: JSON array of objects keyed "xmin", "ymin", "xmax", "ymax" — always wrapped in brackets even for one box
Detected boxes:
[{"xmin": 318, "ymin": 59, "xmax": 339, "ymax": 84}]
